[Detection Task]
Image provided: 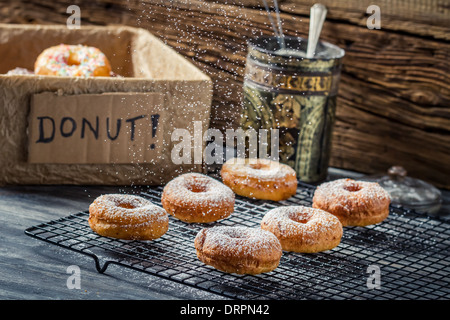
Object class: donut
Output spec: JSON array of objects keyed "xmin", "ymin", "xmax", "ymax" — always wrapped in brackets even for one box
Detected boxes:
[
  {"xmin": 88, "ymin": 194, "xmax": 169, "ymax": 240},
  {"xmin": 6, "ymin": 67, "xmax": 34, "ymax": 75},
  {"xmin": 194, "ymin": 226, "xmax": 282, "ymax": 274},
  {"xmin": 161, "ymin": 173, "xmax": 235, "ymax": 223},
  {"xmin": 312, "ymin": 178, "xmax": 391, "ymax": 226},
  {"xmin": 260, "ymin": 206, "xmax": 343, "ymax": 253},
  {"xmin": 221, "ymin": 158, "xmax": 298, "ymax": 201},
  {"xmin": 34, "ymin": 44, "xmax": 111, "ymax": 77}
]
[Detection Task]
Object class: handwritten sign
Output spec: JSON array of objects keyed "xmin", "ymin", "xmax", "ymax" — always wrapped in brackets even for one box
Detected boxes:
[{"xmin": 28, "ymin": 92, "xmax": 165, "ymax": 164}]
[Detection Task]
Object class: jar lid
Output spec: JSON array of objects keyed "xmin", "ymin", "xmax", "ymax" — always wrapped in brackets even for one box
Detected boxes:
[{"xmin": 362, "ymin": 166, "xmax": 442, "ymax": 214}]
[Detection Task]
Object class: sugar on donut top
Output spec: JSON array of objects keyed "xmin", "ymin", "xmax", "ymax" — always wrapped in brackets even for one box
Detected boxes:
[
  {"xmin": 35, "ymin": 44, "xmax": 109, "ymax": 77},
  {"xmin": 90, "ymin": 194, "xmax": 168, "ymax": 225},
  {"xmin": 197, "ymin": 226, "xmax": 282, "ymax": 257},
  {"xmin": 163, "ymin": 173, "xmax": 235, "ymax": 207},
  {"xmin": 262, "ymin": 206, "xmax": 341, "ymax": 237},
  {"xmin": 314, "ymin": 178, "xmax": 391, "ymax": 210},
  {"xmin": 222, "ymin": 158, "xmax": 296, "ymax": 180}
]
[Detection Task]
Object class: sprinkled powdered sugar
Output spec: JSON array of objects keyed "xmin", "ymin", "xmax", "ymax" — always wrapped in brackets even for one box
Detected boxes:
[
  {"xmin": 223, "ymin": 158, "xmax": 296, "ymax": 180},
  {"xmin": 261, "ymin": 206, "xmax": 341, "ymax": 239},
  {"xmin": 314, "ymin": 178, "xmax": 391, "ymax": 210},
  {"xmin": 199, "ymin": 226, "xmax": 282, "ymax": 256},
  {"xmin": 90, "ymin": 194, "xmax": 168, "ymax": 225},
  {"xmin": 163, "ymin": 173, "xmax": 235, "ymax": 207}
]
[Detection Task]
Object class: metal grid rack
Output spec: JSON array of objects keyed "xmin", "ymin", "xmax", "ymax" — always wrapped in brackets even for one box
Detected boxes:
[{"xmin": 25, "ymin": 182, "xmax": 450, "ymax": 300}]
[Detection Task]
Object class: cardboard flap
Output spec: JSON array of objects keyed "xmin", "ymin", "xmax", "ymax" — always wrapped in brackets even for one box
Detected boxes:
[{"xmin": 28, "ymin": 92, "xmax": 166, "ymax": 164}]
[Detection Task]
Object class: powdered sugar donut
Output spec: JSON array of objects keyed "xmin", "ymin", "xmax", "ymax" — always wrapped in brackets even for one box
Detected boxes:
[
  {"xmin": 261, "ymin": 205, "xmax": 343, "ymax": 253},
  {"xmin": 35, "ymin": 44, "xmax": 111, "ymax": 77},
  {"xmin": 312, "ymin": 178, "xmax": 391, "ymax": 226},
  {"xmin": 221, "ymin": 158, "xmax": 297, "ymax": 201},
  {"xmin": 88, "ymin": 194, "xmax": 169, "ymax": 240},
  {"xmin": 161, "ymin": 173, "xmax": 235, "ymax": 223},
  {"xmin": 194, "ymin": 226, "xmax": 282, "ymax": 274}
]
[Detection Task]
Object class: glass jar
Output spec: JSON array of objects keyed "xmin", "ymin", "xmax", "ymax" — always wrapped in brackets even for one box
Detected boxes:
[{"xmin": 240, "ymin": 36, "xmax": 345, "ymax": 183}]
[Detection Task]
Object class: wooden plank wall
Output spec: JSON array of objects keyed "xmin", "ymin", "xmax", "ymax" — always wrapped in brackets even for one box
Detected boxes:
[{"xmin": 1, "ymin": 0, "xmax": 449, "ymax": 188}]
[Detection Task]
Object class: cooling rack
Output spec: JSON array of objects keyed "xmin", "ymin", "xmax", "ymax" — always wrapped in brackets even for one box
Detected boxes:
[{"xmin": 24, "ymin": 181, "xmax": 450, "ymax": 300}]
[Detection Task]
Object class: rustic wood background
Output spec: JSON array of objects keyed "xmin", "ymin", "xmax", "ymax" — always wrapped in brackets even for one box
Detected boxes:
[{"xmin": 1, "ymin": 0, "xmax": 449, "ymax": 188}]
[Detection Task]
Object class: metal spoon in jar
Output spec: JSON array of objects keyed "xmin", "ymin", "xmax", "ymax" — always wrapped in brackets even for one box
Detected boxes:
[{"xmin": 306, "ymin": 3, "xmax": 327, "ymax": 58}]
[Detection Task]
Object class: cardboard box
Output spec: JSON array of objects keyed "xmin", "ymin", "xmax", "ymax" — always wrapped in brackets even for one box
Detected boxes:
[{"xmin": 0, "ymin": 24, "xmax": 213, "ymax": 185}]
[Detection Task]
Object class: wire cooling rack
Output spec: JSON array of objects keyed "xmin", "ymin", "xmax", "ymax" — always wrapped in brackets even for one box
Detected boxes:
[{"xmin": 24, "ymin": 181, "xmax": 450, "ymax": 300}]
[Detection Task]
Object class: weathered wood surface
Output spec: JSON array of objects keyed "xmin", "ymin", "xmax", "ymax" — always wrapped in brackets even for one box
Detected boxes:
[{"xmin": 0, "ymin": 0, "xmax": 448, "ymax": 188}]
